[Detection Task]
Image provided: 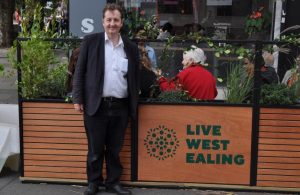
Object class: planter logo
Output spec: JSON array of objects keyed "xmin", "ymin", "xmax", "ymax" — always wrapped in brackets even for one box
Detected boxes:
[{"xmin": 144, "ymin": 125, "xmax": 180, "ymax": 160}]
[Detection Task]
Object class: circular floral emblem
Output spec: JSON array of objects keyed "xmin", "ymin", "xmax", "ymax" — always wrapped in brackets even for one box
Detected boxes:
[{"xmin": 144, "ymin": 125, "xmax": 180, "ymax": 160}]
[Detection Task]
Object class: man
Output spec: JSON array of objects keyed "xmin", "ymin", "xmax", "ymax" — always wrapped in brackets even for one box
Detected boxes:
[{"xmin": 72, "ymin": 4, "xmax": 139, "ymax": 195}]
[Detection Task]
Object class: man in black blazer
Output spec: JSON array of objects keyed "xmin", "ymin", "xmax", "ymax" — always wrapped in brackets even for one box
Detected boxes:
[{"xmin": 72, "ymin": 4, "xmax": 139, "ymax": 195}]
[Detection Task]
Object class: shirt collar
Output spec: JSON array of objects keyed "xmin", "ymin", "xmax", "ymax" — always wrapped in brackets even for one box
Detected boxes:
[{"xmin": 105, "ymin": 32, "xmax": 124, "ymax": 47}]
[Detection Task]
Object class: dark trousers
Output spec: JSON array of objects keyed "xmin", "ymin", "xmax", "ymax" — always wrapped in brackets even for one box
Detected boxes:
[{"xmin": 84, "ymin": 99, "xmax": 129, "ymax": 187}]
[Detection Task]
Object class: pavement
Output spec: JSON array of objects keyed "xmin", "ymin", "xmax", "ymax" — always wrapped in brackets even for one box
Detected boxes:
[
  {"xmin": 0, "ymin": 47, "xmax": 298, "ymax": 195},
  {"xmin": 0, "ymin": 168, "xmax": 297, "ymax": 195}
]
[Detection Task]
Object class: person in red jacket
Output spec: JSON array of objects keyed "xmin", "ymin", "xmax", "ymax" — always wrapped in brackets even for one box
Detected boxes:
[{"xmin": 157, "ymin": 45, "xmax": 217, "ymax": 100}]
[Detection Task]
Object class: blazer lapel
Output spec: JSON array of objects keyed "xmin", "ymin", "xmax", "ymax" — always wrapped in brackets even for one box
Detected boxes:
[
  {"xmin": 99, "ymin": 33, "xmax": 105, "ymax": 79},
  {"xmin": 123, "ymin": 37, "xmax": 133, "ymax": 85}
]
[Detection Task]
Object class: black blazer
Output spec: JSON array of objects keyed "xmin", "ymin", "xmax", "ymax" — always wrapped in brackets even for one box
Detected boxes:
[{"xmin": 72, "ymin": 32, "xmax": 140, "ymax": 118}]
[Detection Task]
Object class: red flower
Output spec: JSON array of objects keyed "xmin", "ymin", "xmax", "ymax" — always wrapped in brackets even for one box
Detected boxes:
[
  {"xmin": 140, "ymin": 10, "xmax": 146, "ymax": 15},
  {"xmin": 255, "ymin": 12, "xmax": 262, "ymax": 18}
]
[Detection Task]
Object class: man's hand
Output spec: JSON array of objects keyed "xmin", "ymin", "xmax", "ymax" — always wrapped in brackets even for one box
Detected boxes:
[{"xmin": 74, "ymin": 104, "xmax": 84, "ymax": 113}]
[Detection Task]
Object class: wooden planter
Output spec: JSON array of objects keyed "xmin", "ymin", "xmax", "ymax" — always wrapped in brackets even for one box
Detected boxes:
[
  {"xmin": 20, "ymin": 101, "xmax": 132, "ymax": 183},
  {"xmin": 19, "ymin": 101, "xmax": 300, "ymax": 191}
]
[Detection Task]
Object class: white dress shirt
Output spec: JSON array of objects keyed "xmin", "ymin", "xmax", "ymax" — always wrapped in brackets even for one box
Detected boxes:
[{"xmin": 102, "ymin": 33, "xmax": 128, "ymax": 98}]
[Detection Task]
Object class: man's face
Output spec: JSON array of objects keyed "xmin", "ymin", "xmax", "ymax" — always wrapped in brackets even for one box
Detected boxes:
[{"xmin": 102, "ymin": 10, "xmax": 123, "ymax": 36}]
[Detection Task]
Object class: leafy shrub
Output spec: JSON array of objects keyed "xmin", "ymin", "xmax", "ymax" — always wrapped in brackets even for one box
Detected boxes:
[
  {"xmin": 8, "ymin": 37, "xmax": 67, "ymax": 99},
  {"xmin": 157, "ymin": 90, "xmax": 190, "ymax": 103},
  {"xmin": 260, "ymin": 83, "xmax": 297, "ymax": 105},
  {"xmin": 41, "ymin": 63, "xmax": 68, "ymax": 98}
]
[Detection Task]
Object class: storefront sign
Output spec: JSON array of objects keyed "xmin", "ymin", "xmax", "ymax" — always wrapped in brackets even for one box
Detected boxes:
[
  {"xmin": 69, "ymin": 0, "xmax": 106, "ymax": 37},
  {"xmin": 138, "ymin": 105, "xmax": 252, "ymax": 185},
  {"xmin": 207, "ymin": 0, "xmax": 232, "ymax": 6}
]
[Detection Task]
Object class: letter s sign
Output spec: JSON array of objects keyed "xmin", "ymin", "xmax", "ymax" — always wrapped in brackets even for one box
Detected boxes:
[{"xmin": 81, "ymin": 18, "xmax": 94, "ymax": 33}]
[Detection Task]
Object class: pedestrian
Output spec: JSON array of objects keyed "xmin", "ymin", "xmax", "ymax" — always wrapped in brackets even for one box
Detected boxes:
[
  {"xmin": 72, "ymin": 3, "xmax": 139, "ymax": 195},
  {"xmin": 14, "ymin": 8, "xmax": 21, "ymax": 25}
]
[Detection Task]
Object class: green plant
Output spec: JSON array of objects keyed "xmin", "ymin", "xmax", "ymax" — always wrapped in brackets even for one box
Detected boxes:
[
  {"xmin": 8, "ymin": 31, "xmax": 69, "ymax": 99},
  {"xmin": 41, "ymin": 63, "xmax": 68, "ymax": 98},
  {"xmin": 8, "ymin": 37, "xmax": 64, "ymax": 99},
  {"xmin": 157, "ymin": 90, "xmax": 190, "ymax": 103},
  {"xmin": 138, "ymin": 17, "xmax": 160, "ymax": 40},
  {"xmin": 7, "ymin": 2, "xmax": 69, "ymax": 99},
  {"xmin": 122, "ymin": 7, "xmax": 160, "ymax": 39},
  {"xmin": 0, "ymin": 64, "xmax": 4, "ymax": 76},
  {"xmin": 260, "ymin": 84, "xmax": 297, "ymax": 105},
  {"xmin": 225, "ymin": 63, "xmax": 253, "ymax": 103},
  {"xmin": 245, "ymin": 6, "xmax": 271, "ymax": 36}
]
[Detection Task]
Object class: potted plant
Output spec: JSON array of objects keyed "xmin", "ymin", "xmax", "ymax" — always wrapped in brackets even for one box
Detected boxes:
[
  {"xmin": 225, "ymin": 63, "xmax": 253, "ymax": 104},
  {"xmin": 245, "ymin": 6, "xmax": 271, "ymax": 39}
]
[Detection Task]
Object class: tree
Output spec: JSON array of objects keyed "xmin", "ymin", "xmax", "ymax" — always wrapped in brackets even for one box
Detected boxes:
[{"xmin": 0, "ymin": 1, "xmax": 15, "ymax": 47}]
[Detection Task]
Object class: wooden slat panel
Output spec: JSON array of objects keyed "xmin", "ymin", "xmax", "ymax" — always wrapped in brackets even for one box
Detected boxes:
[
  {"xmin": 23, "ymin": 131, "xmax": 86, "ymax": 139},
  {"xmin": 118, "ymin": 152, "xmax": 131, "ymax": 158},
  {"xmin": 260, "ymin": 126, "xmax": 300, "ymax": 133},
  {"xmin": 259, "ymin": 132, "xmax": 300, "ymax": 139},
  {"xmin": 23, "ymin": 125, "xmax": 85, "ymax": 132},
  {"xmin": 260, "ymin": 120, "xmax": 300, "ymax": 127},
  {"xmin": 259, "ymin": 144, "xmax": 300, "ymax": 151},
  {"xmin": 23, "ymin": 143, "xmax": 131, "ymax": 153},
  {"xmin": 24, "ymin": 148, "xmax": 87, "ymax": 156},
  {"xmin": 24, "ymin": 160, "xmax": 86, "ymax": 167},
  {"xmin": 23, "ymin": 108, "xmax": 79, "ymax": 115},
  {"xmin": 258, "ymin": 157, "xmax": 300, "ymax": 164},
  {"xmin": 24, "ymin": 154, "xmax": 86, "ymax": 161},
  {"xmin": 261, "ymin": 108, "xmax": 300, "ymax": 115},
  {"xmin": 259, "ymin": 151, "xmax": 300, "ymax": 158},
  {"xmin": 24, "ymin": 151, "xmax": 130, "ymax": 159},
  {"xmin": 259, "ymin": 138, "xmax": 300, "ymax": 146},
  {"xmin": 260, "ymin": 113, "xmax": 300, "ymax": 120},
  {"xmin": 23, "ymin": 125, "xmax": 130, "ymax": 133},
  {"xmin": 23, "ymin": 137, "xmax": 131, "ymax": 145},
  {"xmin": 23, "ymin": 131, "xmax": 131, "ymax": 140},
  {"xmin": 23, "ymin": 119, "xmax": 84, "ymax": 126},
  {"xmin": 257, "ymin": 175, "xmax": 300, "ymax": 182},
  {"xmin": 25, "ymin": 166, "xmax": 133, "ymax": 175},
  {"xmin": 24, "ymin": 172, "xmax": 131, "ymax": 181},
  {"xmin": 24, "ymin": 155, "xmax": 131, "ymax": 164},
  {"xmin": 23, "ymin": 137, "xmax": 87, "ymax": 144},
  {"xmin": 24, "ymin": 166, "xmax": 86, "ymax": 173},
  {"xmin": 258, "ymin": 163, "xmax": 300, "ymax": 170},
  {"xmin": 258, "ymin": 168, "xmax": 300, "ymax": 176},
  {"xmin": 24, "ymin": 172, "xmax": 87, "ymax": 179},
  {"xmin": 257, "ymin": 181, "xmax": 300, "ymax": 188},
  {"xmin": 22, "ymin": 102, "xmax": 132, "ymax": 182},
  {"xmin": 23, "ymin": 113, "xmax": 83, "ymax": 121},
  {"xmin": 24, "ymin": 143, "xmax": 88, "ymax": 150},
  {"xmin": 23, "ymin": 102, "xmax": 74, "ymax": 109},
  {"xmin": 24, "ymin": 159, "xmax": 130, "ymax": 169}
]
